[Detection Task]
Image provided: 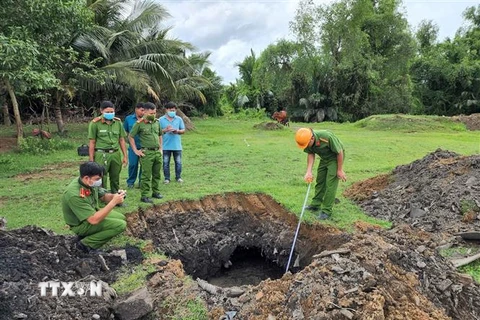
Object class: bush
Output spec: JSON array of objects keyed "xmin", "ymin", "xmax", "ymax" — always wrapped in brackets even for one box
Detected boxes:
[
  {"xmin": 19, "ymin": 137, "xmax": 74, "ymax": 155},
  {"xmin": 0, "ymin": 156, "xmax": 14, "ymax": 174}
]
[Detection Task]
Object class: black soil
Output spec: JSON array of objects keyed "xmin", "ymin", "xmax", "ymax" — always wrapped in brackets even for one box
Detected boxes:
[
  {"xmin": 345, "ymin": 149, "xmax": 480, "ymax": 234},
  {"xmin": 0, "ymin": 226, "xmax": 124, "ymax": 320}
]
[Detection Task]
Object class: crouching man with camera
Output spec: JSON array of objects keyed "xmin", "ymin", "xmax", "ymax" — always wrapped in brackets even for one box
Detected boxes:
[{"xmin": 62, "ymin": 161, "xmax": 127, "ymax": 253}]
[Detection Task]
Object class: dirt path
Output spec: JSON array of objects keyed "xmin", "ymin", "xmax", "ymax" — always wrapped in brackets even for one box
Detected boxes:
[{"xmin": 0, "ymin": 137, "xmax": 16, "ymax": 153}]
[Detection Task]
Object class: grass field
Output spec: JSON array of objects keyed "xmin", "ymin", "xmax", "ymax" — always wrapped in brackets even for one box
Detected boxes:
[{"xmin": 1, "ymin": 114, "xmax": 478, "ymax": 233}]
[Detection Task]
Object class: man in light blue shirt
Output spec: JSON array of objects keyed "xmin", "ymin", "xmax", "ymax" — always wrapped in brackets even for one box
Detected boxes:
[
  {"xmin": 159, "ymin": 101, "xmax": 185, "ymax": 183},
  {"xmin": 123, "ymin": 102, "xmax": 145, "ymax": 188}
]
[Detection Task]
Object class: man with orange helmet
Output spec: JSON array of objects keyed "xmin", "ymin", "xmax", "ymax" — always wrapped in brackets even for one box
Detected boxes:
[{"xmin": 295, "ymin": 128, "xmax": 347, "ymax": 220}]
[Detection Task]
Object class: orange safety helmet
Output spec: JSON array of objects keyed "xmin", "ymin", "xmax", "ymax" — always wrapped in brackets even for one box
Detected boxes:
[{"xmin": 295, "ymin": 128, "xmax": 313, "ymax": 149}]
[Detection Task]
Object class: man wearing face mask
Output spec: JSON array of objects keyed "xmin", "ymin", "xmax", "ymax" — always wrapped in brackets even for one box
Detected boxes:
[
  {"xmin": 129, "ymin": 102, "xmax": 163, "ymax": 203},
  {"xmin": 88, "ymin": 101, "xmax": 128, "ymax": 198},
  {"xmin": 159, "ymin": 101, "xmax": 185, "ymax": 184},
  {"xmin": 62, "ymin": 161, "xmax": 127, "ymax": 253}
]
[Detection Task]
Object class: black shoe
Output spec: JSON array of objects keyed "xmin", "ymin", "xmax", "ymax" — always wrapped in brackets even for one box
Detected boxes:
[
  {"xmin": 152, "ymin": 193, "xmax": 163, "ymax": 199},
  {"xmin": 141, "ymin": 197, "xmax": 153, "ymax": 203},
  {"xmin": 305, "ymin": 205, "xmax": 319, "ymax": 211},
  {"xmin": 76, "ymin": 241, "xmax": 104, "ymax": 254},
  {"xmin": 316, "ymin": 212, "xmax": 330, "ymax": 220},
  {"xmin": 127, "ymin": 184, "xmax": 134, "ymax": 189}
]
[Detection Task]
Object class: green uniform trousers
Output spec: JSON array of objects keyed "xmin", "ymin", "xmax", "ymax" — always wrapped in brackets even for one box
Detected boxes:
[
  {"xmin": 94, "ymin": 150, "xmax": 122, "ymax": 193},
  {"xmin": 71, "ymin": 211, "xmax": 126, "ymax": 249},
  {"xmin": 139, "ymin": 150, "xmax": 161, "ymax": 197},
  {"xmin": 310, "ymin": 158, "xmax": 339, "ymax": 215}
]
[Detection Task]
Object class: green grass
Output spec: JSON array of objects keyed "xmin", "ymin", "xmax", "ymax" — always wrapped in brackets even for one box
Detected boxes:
[
  {"xmin": 0, "ymin": 115, "xmax": 479, "ymax": 233},
  {"xmin": 162, "ymin": 297, "xmax": 208, "ymax": 320},
  {"xmin": 440, "ymin": 246, "xmax": 480, "ymax": 281},
  {"xmin": 459, "ymin": 260, "xmax": 480, "ymax": 283},
  {"xmin": 439, "ymin": 246, "xmax": 479, "ymax": 258},
  {"xmin": 112, "ymin": 263, "xmax": 157, "ymax": 296}
]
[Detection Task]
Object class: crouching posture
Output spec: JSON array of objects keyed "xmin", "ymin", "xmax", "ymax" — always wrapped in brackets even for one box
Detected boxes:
[{"xmin": 62, "ymin": 161, "xmax": 127, "ymax": 253}]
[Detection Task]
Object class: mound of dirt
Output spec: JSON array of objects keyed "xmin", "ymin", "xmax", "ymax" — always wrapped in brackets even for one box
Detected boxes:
[
  {"xmin": 452, "ymin": 113, "xmax": 480, "ymax": 130},
  {"xmin": 253, "ymin": 122, "xmax": 285, "ymax": 130},
  {"xmin": 0, "ymin": 226, "xmax": 125, "ymax": 320},
  {"xmin": 228, "ymin": 225, "xmax": 480, "ymax": 320},
  {"xmin": 345, "ymin": 149, "xmax": 480, "ymax": 234}
]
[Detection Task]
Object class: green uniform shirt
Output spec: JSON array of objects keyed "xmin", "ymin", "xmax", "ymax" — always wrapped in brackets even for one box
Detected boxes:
[
  {"xmin": 129, "ymin": 119, "xmax": 162, "ymax": 149},
  {"xmin": 303, "ymin": 130, "xmax": 344, "ymax": 161},
  {"xmin": 62, "ymin": 178, "xmax": 107, "ymax": 226},
  {"xmin": 88, "ymin": 117, "xmax": 127, "ymax": 149}
]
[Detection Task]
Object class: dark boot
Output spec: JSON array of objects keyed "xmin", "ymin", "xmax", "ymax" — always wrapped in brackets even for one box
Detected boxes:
[{"xmin": 141, "ymin": 197, "xmax": 153, "ymax": 203}]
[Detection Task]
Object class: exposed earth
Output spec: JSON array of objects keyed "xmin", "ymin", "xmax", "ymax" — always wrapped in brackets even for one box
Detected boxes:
[
  {"xmin": 451, "ymin": 113, "xmax": 480, "ymax": 130},
  {"xmin": 3, "ymin": 123, "xmax": 480, "ymax": 319},
  {"xmin": 0, "ymin": 137, "xmax": 16, "ymax": 153},
  {"xmin": 344, "ymin": 149, "xmax": 480, "ymax": 234},
  {"xmin": 2, "ymin": 174, "xmax": 480, "ymax": 319}
]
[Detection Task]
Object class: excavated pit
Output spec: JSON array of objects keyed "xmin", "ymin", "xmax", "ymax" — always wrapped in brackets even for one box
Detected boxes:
[
  {"xmin": 127, "ymin": 192, "xmax": 480, "ymax": 320},
  {"xmin": 206, "ymin": 246, "xmax": 285, "ymax": 287},
  {"xmin": 127, "ymin": 192, "xmax": 350, "ymax": 286}
]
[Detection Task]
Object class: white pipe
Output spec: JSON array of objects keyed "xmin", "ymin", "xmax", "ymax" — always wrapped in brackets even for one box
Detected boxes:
[{"xmin": 285, "ymin": 183, "xmax": 311, "ymax": 273}]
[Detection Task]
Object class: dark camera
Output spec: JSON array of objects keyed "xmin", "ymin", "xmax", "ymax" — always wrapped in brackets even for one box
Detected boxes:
[{"xmin": 77, "ymin": 144, "xmax": 89, "ymax": 156}]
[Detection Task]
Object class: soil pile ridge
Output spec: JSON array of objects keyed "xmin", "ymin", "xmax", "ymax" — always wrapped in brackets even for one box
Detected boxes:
[
  {"xmin": 345, "ymin": 149, "xmax": 480, "ymax": 234},
  {"xmin": 220, "ymin": 225, "xmax": 480, "ymax": 320}
]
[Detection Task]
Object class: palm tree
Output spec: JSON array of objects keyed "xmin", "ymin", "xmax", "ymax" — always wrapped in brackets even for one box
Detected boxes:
[
  {"xmin": 74, "ymin": 0, "xmax": 195, "ymax": 99},
  {"xmin": 51, "ymin": 0, "xmax": 212, "ymax": 132},
  {"xmin": 235, "ymin": 49, "xmax": 256, "ymax": 87}
]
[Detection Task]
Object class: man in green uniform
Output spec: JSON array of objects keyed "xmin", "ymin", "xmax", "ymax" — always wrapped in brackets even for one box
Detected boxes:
[
  {"xmin": 129, "ymin": 102, "xmax": 163, "ymax": 203},
  {"xmin": 295, "ymin": 128, "xmax": 347, "ymax": 220},
  {"xmin": 88, "ymin": 100, "xmax": 128, "ymax": 195},
  {"xmin": 62, "ymin": 161, "xmax": 127, "ymax": 253}
]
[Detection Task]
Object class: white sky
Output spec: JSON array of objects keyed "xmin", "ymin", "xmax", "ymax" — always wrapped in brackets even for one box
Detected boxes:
[{"xmin": 157, "ymin": 0, "xmax": 478, "ymax": 83}]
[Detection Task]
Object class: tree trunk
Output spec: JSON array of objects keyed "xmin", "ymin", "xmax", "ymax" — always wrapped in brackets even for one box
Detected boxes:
[
  {"xmin": 54, "ymin": 90, "xmax": 65, "ymax": 134},
  {"xmin": 177, "ymin": 108, "xmax": 195, "ymax": 131},
  {"xmin": 5, "ymin": 79, "xmax": 23, "ymax": 145},
  {"xmin": 1, "ymin": 99, "xmax": 10, "ymax": 126}
]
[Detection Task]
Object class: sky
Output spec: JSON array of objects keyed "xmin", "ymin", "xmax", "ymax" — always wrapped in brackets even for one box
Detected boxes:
[{"xmin": 157, "ymin": 0, "xmax": 478, "ymax": 84}]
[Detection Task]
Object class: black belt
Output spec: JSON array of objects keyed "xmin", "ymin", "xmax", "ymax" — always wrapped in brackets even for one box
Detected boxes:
[
  {"xmin": 95, "ymin": 148, "xmax": 118, "ymax": 153},
  {"xmin": 142, "ymin": 148, "xmax": 159, "ymax": 151}
]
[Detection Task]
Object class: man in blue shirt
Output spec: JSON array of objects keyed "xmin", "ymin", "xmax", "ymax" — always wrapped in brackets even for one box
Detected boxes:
[
  {"xmin": 159, "ymin": 101, "xmax": 185, "ymax": 183},
  {"xmin": 123, "ymin": 102, "xmax": 145, "ymax": 188}
]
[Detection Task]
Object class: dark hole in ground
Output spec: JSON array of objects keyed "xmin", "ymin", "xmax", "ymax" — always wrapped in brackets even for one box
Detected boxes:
[
  {"xmin": 127, "ymin": 193, "xmax": 350, "ymax": 285},
  {"xmin": 206, "ymin": 246, "xmax": 284, "ymax": 287}
]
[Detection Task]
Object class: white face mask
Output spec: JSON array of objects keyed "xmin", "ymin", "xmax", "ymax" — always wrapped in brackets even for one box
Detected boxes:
[{"xmin": 91, "ymin": 179, "xmax": 102, "ymax": 187}]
